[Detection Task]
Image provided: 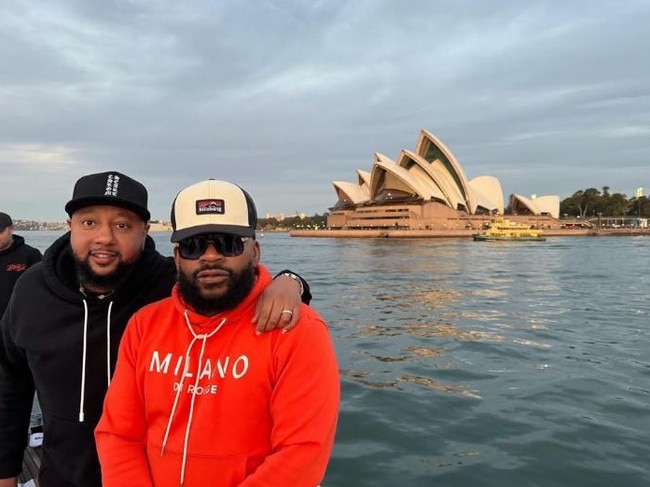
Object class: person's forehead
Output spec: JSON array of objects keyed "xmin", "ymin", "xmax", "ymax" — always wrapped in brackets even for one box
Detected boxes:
[{"xmin": 71, "ymin": 205, "xmax": 142, "ymax": 220}]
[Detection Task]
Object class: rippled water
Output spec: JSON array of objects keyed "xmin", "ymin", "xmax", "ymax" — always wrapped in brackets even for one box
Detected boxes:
[{"xmin": 22, "ymin": 232, "xmax": 650, "ymax": 486}]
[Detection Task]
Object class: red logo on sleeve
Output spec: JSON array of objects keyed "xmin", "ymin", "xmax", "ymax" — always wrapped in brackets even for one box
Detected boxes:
[{"xmin": 6, "ymin": 264, "xmax": 27, "ymax": 272}]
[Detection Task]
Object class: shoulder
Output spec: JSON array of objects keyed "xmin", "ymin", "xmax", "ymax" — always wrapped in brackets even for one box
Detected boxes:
[
  {"xmin": 125, "ymin": 251, "xmax": 176, "ymax": 300},
  {"xmin": 27, "ymin": 245, "xmax": 43, "ymax": 262},
  {"xmin": 4, "ymin": 263, "xmax": 47, "ymax": 316},
  {"xmin": 131, "ymin": 295, "xmax": 176, "ymax": 325},
  {"xmin": 141, "ymin": 250, "xmax": 176, "ymax": 277},
  {"xmin": 14, "ymin": 242, "xmax": 42, "ymax": 263},
  {"xmin": 297, "ymin": 304, "xmax": 328, "ymax": 328},
  {"xmin": 13, "ymin": 262, "xmax": 44, "ymax": 288},
  {"xmin": 28, "ymin": 244, "xmax": 42, "ymax": 256},
  {"xmin": 280, "ymin": 305, "xmax": 333, "ymax": 345},
  {"xmin": 269, "ymin": 307, "xmax": 338, "ymax": 380},
  {"xmin": 124, "ymin": 296, "xmax": 178, "ymax": 347}
]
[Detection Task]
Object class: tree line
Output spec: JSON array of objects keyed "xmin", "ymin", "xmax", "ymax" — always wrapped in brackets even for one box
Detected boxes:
[
  {"xmin": 558, "ymin": 186, "xmax": 649, "ymax": 219},
  {"xmin": 257, "ymin": 213, "xmax": 328, "ymax": 230}
]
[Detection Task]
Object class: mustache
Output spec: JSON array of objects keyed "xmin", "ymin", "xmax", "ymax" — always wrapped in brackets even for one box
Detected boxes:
[{"xmin": 192, "ymin": 264, "xmax": 233, "ymax": 277}]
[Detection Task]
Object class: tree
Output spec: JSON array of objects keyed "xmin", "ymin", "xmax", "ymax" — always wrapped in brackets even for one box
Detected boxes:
[
  {"xmin": 604, "ymin": 193, "xmax": 627, "ymax": 217},
  {"xmin": 579, "ymin": 188, "xmax": 601, "ymax": 218},
  {"xmin": 560, "ymin": 187, "xmax": 634, "ymax": 219},
  {"xmin": 560, "ymin": 191, "xmax": 583, "ymax": 217}
]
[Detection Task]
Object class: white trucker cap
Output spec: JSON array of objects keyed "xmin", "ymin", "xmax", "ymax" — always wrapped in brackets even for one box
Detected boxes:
[{"xmin": 170, "ymin": 179, "xmax": 257, "ymax": 242}]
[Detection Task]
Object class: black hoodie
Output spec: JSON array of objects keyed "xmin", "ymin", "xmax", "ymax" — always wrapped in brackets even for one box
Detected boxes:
[
  {"xmin": 0, "ymin": 234, "xmax": 43, "ymax": 318},
  {"xmin": 0, "ymin": 232, "xmax": 176, "ymax": 487}
]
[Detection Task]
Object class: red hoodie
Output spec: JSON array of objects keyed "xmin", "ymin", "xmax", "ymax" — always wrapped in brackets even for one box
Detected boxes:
[{"xmin": 95, "ymin": 265, "xmax": 339, "ymax": 487}]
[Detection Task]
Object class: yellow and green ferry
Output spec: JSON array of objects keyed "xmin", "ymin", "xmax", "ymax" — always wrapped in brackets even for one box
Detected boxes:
[{"xmin": 473, "ymin": 218, "xmax": 546, "ymax": 242}]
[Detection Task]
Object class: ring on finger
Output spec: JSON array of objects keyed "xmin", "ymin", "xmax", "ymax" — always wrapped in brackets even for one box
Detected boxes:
[{"xmin": 281, "ymin": 309, "xmax": 293, "ymax": 317}]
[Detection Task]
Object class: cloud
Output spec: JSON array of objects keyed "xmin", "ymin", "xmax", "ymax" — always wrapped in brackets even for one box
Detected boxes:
[
  {"xmin": 604, "ymin": 126, "xmax": 650, "ymax": 138},
  {"xmin": 1, "ymin": 0, "xmax": 649, "ymax": 220}
]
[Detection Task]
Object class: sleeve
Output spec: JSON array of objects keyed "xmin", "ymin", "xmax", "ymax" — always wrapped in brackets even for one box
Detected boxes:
[
  {"xmin": 94, "ymin": 314, "xmax": 154, "ymax": 487},
  {"xmin": 0, "ymin": 301, "xmax": 35, "ymax": 478},
  {"xmin": 274, "ymin": 269, "xmax": 312, "ymax": 305},
  {"xmin": 239, "ymin": 307, "xmax": 339, "ymax": 487}
]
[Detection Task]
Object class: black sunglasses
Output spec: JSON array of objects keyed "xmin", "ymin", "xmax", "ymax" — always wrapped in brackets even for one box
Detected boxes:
[{"xmin": 177, "ymin": 234, "xmax": 250, "ymax": 259}]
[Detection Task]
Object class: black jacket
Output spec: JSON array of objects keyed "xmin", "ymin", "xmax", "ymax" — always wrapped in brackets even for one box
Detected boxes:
[
  {"xmin": 0, "ymin": 234, "xmax": 42, "ymax": 318},
  {"xmin": 0, "ymin": 232, "xmax": 176, "ymax": 487}
]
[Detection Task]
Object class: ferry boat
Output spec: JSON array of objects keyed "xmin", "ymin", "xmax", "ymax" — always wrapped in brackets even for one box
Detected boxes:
[{"xmin": 473, "ymin": 218, "xmax": 546, "ymax": 242}]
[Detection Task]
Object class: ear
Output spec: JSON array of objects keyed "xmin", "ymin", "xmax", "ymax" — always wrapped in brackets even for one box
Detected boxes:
[
  {"xmin": 67, "ymin": 219, "xmax": 72, "ymax": 230},
  {"xmin": 252, "ymin": 239, "xmax": 261, "ymax": 266},
  {"xmin": 173, "ymin": 246, "xmax": 182, "ymax": 269},
  {"xmin": 141, "ymin": 223, "xmax": 150, "ymax": 249}
]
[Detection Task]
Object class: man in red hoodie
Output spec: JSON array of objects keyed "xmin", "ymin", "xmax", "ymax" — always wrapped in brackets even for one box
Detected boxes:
[{"xmin": 95, "ymin": 179, "xmax": 340, "ymax": 487}]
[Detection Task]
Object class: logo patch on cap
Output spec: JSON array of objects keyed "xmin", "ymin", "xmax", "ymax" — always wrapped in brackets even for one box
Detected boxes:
[
  {"xmin": 104, "ymin": 174, "xmax": 121, "ymax": 197},
  {"xmin": 196, "ymin": 199, "xmax": 224, "ymax": 215}
]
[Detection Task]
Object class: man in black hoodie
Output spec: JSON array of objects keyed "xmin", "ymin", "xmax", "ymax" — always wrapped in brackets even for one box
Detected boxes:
[
  {"xmin": 0, "ymin": 212, "xmax": 42, "ymax": 319},
  {"xmin": 0, "ymin": 212, "xmax": 45, "ymax": 451},
  {"xmin": 0, "ymin": 171, "xmax": 311, "ymax": 487}
]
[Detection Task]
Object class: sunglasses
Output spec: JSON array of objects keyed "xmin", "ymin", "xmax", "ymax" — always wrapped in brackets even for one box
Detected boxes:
[{"xmin": 177, "ymin": 234, "xmax": 250, "ymax": 259}]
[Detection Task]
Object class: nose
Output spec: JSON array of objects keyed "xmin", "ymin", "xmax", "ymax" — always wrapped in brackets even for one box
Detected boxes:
[
  {"xmin": 94, "ymin": 224, "xmax": 116, "ymax": 244},
  {"xmin": 200, "ymin": 241, "xmax": 225, "ymax": 260}
]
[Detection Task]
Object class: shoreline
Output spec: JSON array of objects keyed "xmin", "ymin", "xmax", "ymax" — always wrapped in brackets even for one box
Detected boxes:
[{"xmin": 290, "ymin": 228, "xmax": 650, "ymax": 238}]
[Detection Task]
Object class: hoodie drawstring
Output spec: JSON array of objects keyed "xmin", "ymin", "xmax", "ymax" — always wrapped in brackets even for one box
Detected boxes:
[
  {"xmin": 160, "ymin": 310, "xmax": 227, "ymax": 487},
  {"xmin": 78, "ymin": 299, "xmax": 89, "ymax": 422},
  {"xmin": 106, "ymin": 301, "xmax": 114, "ymax": 386},
  {"xmin": 78, "ymin": 299, "xmax": 115, "ymax": 423}
]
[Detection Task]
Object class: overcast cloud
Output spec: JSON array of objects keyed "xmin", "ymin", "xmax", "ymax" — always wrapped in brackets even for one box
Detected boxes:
[{"xmin": 1, "ymin": 0, "xmax": 649, "ymax": 221}]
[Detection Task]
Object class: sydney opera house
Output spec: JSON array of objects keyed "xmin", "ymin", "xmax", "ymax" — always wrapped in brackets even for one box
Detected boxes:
[{"xmin": 327, "ymin": 129, "xmax": 560, "ymax": 231}]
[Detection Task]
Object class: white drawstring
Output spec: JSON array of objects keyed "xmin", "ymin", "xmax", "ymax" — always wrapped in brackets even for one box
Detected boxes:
[
  {"xmin": 79, "ymin": 298, "xmax": 115, "ymax": 422},
  {"xmin": 180, "ymin": 330, "xmax": 209, "ymax": 486},
  {"xmin": 160, "ymin": 310, "xmax": 227, "ymax": 487},
  {"xmin": 106, "ymin": 301, "xmax": 114, "ymax": 386},
  {"xmin": 160, "ymin": 331, "xmax": 200, "ymax": 456},
  {"xmin": 78, "ymin": 299, "xmax": 89, "ymax": 422}
]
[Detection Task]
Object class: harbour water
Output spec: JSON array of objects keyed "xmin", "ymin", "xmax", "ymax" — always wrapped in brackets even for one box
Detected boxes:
[{"xmin": 20, "ymin": 231, "xmax": 650, "ymax": 486}]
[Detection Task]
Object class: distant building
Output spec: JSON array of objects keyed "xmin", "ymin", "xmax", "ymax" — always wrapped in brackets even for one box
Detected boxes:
[
  {"xmin": 510, "ymin": 194, "xmax": 560, "ymax": 219},
  {"xmin": 328, "ymin": 129, "xmax": 559, "ymax": 230}
]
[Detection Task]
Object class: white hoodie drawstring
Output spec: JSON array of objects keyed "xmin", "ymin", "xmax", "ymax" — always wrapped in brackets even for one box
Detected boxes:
[
  {"xmin": 79, "ymin": 299, "xmax": 115, "ymax": 423},
  {"xmin": 160, "ymin": 329, "xmax": 200, "ymax": 455},
  {"xmin": 160, "ymin": 310, "xmax": 226, "ymax": 487},
  {"xmin": 106, "ymin": 301, "xmax": 114, "ymax": 386},
  {"xmin": 78, "ymin": 299, "xmax": 89, "ymax": 422}
]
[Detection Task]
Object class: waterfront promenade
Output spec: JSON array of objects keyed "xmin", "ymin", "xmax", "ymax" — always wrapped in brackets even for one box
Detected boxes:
[{"xmin": 291, "ymin": 228, "xmax": 650, "ymax": 238}]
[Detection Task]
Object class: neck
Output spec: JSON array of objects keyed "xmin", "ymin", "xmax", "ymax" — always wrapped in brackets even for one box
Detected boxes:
[
  {"xmin": 80, "ymin": 284, "xmax": 116, "ymax": 299},
  {"xmin": 0, "ymin": 237, "xmax": 13, "ymax": 252}
]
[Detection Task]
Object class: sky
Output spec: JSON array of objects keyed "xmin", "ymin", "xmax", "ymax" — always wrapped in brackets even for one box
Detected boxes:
[{"xmin": 1, "ymin": 0, "xmax": 649, "ymax": 222}]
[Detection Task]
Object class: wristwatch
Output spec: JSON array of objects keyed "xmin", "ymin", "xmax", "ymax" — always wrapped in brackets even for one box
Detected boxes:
[{"xmin": 280, "ymin": 272, "xmax": 304, "ymax": 296}]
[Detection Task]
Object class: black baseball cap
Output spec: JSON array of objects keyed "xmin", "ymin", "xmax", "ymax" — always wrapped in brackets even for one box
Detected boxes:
[{"xmin": 65, "ymin": 171, "xmax": 150, "ymax": 222}]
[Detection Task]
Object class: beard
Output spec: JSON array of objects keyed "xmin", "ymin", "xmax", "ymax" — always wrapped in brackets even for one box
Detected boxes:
[
  {"xmin": 177, "ymin": 260, "xmax": 256, "ymax": 316},
  {"xmin": 74, "ymin": 256, "xmax": 136, "ymax": 294}
]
